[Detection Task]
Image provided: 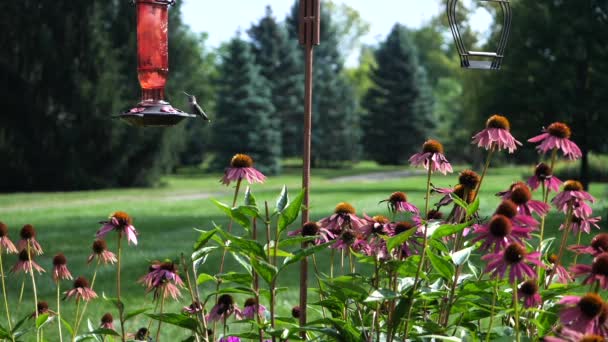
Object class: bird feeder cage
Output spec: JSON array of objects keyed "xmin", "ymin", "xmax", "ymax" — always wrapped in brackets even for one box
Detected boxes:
[
  {"xmin": 119, "ymin": 0, "xmax": 194, "ymax": 127},
  {"xmin": 447, "ymin": 0, "xmax": 512, "ymax": 70}
]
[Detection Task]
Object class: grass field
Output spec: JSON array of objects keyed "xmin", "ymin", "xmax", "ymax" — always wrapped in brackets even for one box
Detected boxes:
[{"xmin": 0, "ymin": 163, "xmax": 607, "ymax": 341}]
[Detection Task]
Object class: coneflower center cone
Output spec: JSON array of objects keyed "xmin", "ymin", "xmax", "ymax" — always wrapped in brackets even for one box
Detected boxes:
[
  {"xmin": 510, "ymin": 185, "xmax": 531, "ymax": 205},
  {"xmin": 564, "ymin": 180, "xmax": 584, "ymax": 191},
  {"xmin": 547, "ymin": 122, "xmax": 571, "ymax": 139},
  {"xmin": 578, "ymin": 293, "xmax": 604, "ymax": 318},
  {"xmin": 495, "ymin": 200, "xmax": 518, "ymax": 219},
  {"xmin": 422, "ymin": 139, "xmax": 444, "ymax": 154},
  {"xmin": 591, "ymin": 253, "xmax": 608, "ymax": 276},
  {"xmin": 334, "ymin": 202, "xmax": 355, "ymax": 215},
  {"xmin": 486, "ymin": 115, "xmax": 511, "ymax": 130},
  {"xmin": 230, "ymin": 154, "xmax": 254, "ymax": 168},
  {"xmin": 488, "ymin": 215, "xmax": 512, "ymax": 238},
  {"xmin": 504, "ymin": 244, "xmax": 526, "ymax": 264},
  {"xmin": 591, "ymin": 234, "xmax": 608, "ymax": 252},
  {"xmin": 534, "ymin": 163, "xmax": 552, "ymax": 180}
]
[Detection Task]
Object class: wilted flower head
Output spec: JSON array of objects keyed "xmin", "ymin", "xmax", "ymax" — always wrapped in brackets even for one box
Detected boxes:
[
  {"xmin": 18, "ymin": 224, "xmax": 43, "ymax": 255},
  {"xmin": 183, "ymin": 301, "xmax": 203, "ymax": 315},
  {"xmin": 97, "ymin": 211, "xmax": 138, "ymax": 245},
  {"xmin": 207, "ymin": 294, "xmax": 241, "ymax": 323},
  {"xmin": 100, "ymin": 313, "xmax": 114, "ymax": 330},
  {"xmin": 139, "ymin": 261, "xmax": 184, "ymax": 300},
  {"xmin": 482, "ymin": 243, "xmax": 542, "ymax": 283},
  {"xmin": 552, "ymin": 180, "xmax": 595, "ymax": 219},
  {"xmin": 558, "ymin": 293, "xmax": 608, "ymax": 335},
  {"xmin": 64, "ymin": 276, "xmax": 97, "ymax": 302},
  {"xmin": 458, "ymin": 170, "xmax": 481, "ymax": 190},
  {"xmin": 380, "ymin": 192, "xmax": 419, "ymax": 214},
  {"xmin": 242, "ymin": 297, "xmax": 266, "ymax": 320},
  {"xmin": 518, "ymin": 279, "xmax": 542, "ymax": 308},
  {"xmin": 527, "ymin": 163, "xmax": 563, "ymax": 193},
  {"xmin": 0, "ymin": 222, "xmax": 17, "ymax": 254},
  {"xmin": 11, "ymin": 249, "xmax": 45, "ymax": 274},
  {"xmin": 88, "ymin": 239, "xmax": 117, "ymax": 265},
  {"xmin": 409, "ymin": 139, "xmax": 453, "ymax": 175},
  {"xmin": 31, "ymin": 301, "xmax": 53, "ymax": 318},
  {"xmin": 472, "ymin": 114, "xmax": 522, "ymax": 153},
  {"xmin": 221, "ymin": 154, "xmax": 266, "ymax": 186},
  {"xmin": 291, "ymin": 306, "xmax": 301, "ymax": 318},
  {"xmin": 133, "ymin": 327, "xmax": 149, "ymax": 341},
  {"xmin": 528, "ymin": 122, "xmax": 582, "ymax": 160},
  {"xmin": 52, "ymin": 253, "xmax": 73, "ymax": 282},
  {"xmin": 571, "ymin": 252, "xmax": 608, "ymax": 290}
]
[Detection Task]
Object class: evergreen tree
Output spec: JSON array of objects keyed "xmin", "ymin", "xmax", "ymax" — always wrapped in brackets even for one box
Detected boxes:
[
  {"xmin": 361, "ymin": 24, "xmax": 434, "ymax": 165},
  {"xmin": 248, "ymin": 6, "xmax": 303, "ymax": 157},
  {"xmin": 210, "ymin": 35, "xmax": 280, "ymax": 175},
  {"xmin": 286, "ymin": 1, "xmax": 361, "ymax": 166}
]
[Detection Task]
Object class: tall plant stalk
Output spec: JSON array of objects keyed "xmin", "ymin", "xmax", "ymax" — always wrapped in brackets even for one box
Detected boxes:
[
  {"xmin": 116, "ymin": 233, "xmax": 126, "ymax": 342},
  {"xmin": 0, "ymin": 247, "xmax": 14, "ymax": 340}
]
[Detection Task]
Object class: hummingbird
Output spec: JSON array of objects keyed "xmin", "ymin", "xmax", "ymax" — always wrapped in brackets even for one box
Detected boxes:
[{"xmin": 183, "ymin": 91, "xmax": 210, "ymax": 121}]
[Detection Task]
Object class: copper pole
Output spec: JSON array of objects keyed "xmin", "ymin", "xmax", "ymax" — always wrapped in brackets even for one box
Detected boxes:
[{"xmin": 298, "ymin": 0, "xmax": 320, "ymax": 338}]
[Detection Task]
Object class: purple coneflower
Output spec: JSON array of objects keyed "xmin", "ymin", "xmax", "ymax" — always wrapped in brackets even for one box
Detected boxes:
[
  {"xmin": 482, "ymin": 243, "xmax": 542, "ymax": 283},
  {"xmin": 528, "ymin": 122, "xmax": 582, "ymax": 160},
  {"xmin": 379, "ymin": 192, "xmax": 419, "ymax": 214},
  {"xmin": 242, "ymin": 298, "xmax": 266, "ymax": 320},
  {"xmin": 547, "ymin": 254, "xmax": 573, "ymax": 284},
  {"xmin": 562, "ymin": 215, "xmax": 602, "ymax": 235},
  {"xmin": 503, "ymin": 182, "xmax": 550, "ymax": 217},
  {"xmin": 31, "ymin": 301, "xmax": 53, "ymax": 318},
  {"xmin": 558, "ymin": 293, "xmax": 607, "ymax": 335},
  {"xmin": 543, "ymin": 328, "xmax": 605, "ymax": 342},
  {"xmin": 517, "ymin": 279, "xmax": 542, "ymax": 308},
  {"xmin": 409, "ymin": 139, "xmax": 453, "ymax": 175},
  {"xmin": 97, "ymin": 211, "xmax": 138, "ymax": 245},
  {"xmin": 100, "ymin": 313, "xmax": 114, "ymax": 330},
  {"xmin": 571, "ymin": 252, "xmax": 608, "ymax": 289},
  {"xmin": 288, "ymin": 221, "xmax": 334, "ymax": 245},
  {"xmin": 11, "ymin": 250, "xmax": 45, "ymax": 274},
  {"xmin": 52, "ymin": 253, "xmax": 72, "ymax": 282},
  {"xmin": 87, "ymin": 239, "xmax": 117, "ymax": 265},
  {"xmin": 389, "ymin": 221, "xmax": 419, "ymax": 258},
  {"xmin": 318, "ymin": 202, "xmax": 365, "ymax": 236},
  {"xmin": 527, "ymin": 162, "xmax": 563, "ymax": 193},
  {"xmin": 207, "ymin": 294, "xmax": 241, "ymax": 323},
  {"xmin": 221, "ymin": 154, "xmax": 266, "ymax": 186},
  {"xmin": 471, "ymin": 214, "xmax": 532, "ymax": 252},
  {"xmin": 359, "ymin": 215, "xmax": 391, "ymax": 239},
  {"xmin": 494, "ymin": 199, "xmax": 538, "ymax": 228},
  {"xmin": 183, "ymin": 301, "xmax": 203, "ymax": 315},
  {"xmin": 571, "ymin": 234, "xmax": 608, "ymax": 256},
  {"xmin": 18, "ymin": 224, "xmax": 43, "ymax": 255},
  {"xmin": 219, "ymin": 337, "xmax": 241, "ymax": 342},
  {"xmin": 139, "ymin": 262, "xmax": 184, "ymax": 300},
  {"xmin": 472, "ymin": 114, "xmax": 522, "ymax": 153},
  {"xmin": 552, "ymin": 180, "xmax": 595, "ymax": 219},
  {"xmin": 0, "ymin": 222, "xmax": 17, "ymax": 254},
  {"xmin": 330, "ymin": 229, "xmax": 357, "ymax": 251},
  {"xmin": 64, "ymin": 276, "xmax": 97, "ymax": 302}
]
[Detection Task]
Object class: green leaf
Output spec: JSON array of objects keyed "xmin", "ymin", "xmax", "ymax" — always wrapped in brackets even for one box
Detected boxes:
[
  {"xmin": 386, "ymin": 227, "xmax": 417, "ymax": 253},
  {"xmin": 35, "ymin": 313, "xmax": 51, "ymax": 329},
  {"xmin": 125, "ymin": 308, "xmax": 152, "ymax": 322},
  {"xmin": 431, "ymin": 221, "xmax": 472, "ymax": 239},
  {"xmin": 244, "ymin": 186, "xmax": 257, "ymax": 206},
  {"xmin": 451, "ymin": 246, "xmax": 475, "ymax": 266},
  {"xmin": 146, "ymin": 313, "xmax": 198, "ymax": 332},
  {"xmin": 0, "ymin": 325, "xmax": 11, "ymax": 339},
  {"xmin": 211, "ymin": 199, "xmax": 251, "ymax": 230},
  {"xmin": 466, "ymin": 196, "xmax": 480, "ymax": 217},
  {"xmin": 102, "ymin": 293, "xmax": 123, "ymax": 312},
  {"xmin": 427, "ymin": 247, "xmax": 454, "ymax": 280},
  {"xmin": 217, "ymin": 272, "xmax": 253, "ymax": 286},
  {"xmin": 88, "ymin": 328, "xmax": 121, "ymax": 336},
  {"xmin": 61, "ymin": 318, "xmax": 74, "ymax": 336},
  {"xmin": 280, "ymin": 242, "xmax": 332, "ymax": 270},
  {"xmin": 196, "ymin": 273, "xmax": 215, "ymax": 285},
  {"xmin": 451, "ymin": 194, "xmax": 468, "ymax": 209},
  {"xmin": 389, "ymin": 299, "xmax": 409, "ymax": 335},
  {"xmin": 218, "ymin": 230, "xmax": 266, "ymax": 260},
  {"xmin": 419, "ymin": 335, "xmax": 462, "ymax": 342},
  {"xmin": 275, "ymin": 185, "xmax": 289, "ymax": 213},
  {"xmin": 193, "ymin": 229, "xmax": 216, "ymax": 251},
  {"xmin": 250, "ymin": 256, "xmax": 277, "ymax": 285},
  {"xmin": 364, "ymin": 289, "xmax": 399, "ymax": 302},
  {"xmin": 11, "ymin": 314, "xmax": 29, "ymax": 333},
  {"xmin": 278, "ymin": 189, "xmax": 304, "ymax": 233},
  {"xmin": 264, "ymin": 242, "xmax": 294, "ymax": 258}
]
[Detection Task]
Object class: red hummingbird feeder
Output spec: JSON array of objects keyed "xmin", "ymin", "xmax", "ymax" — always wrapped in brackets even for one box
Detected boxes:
[{"xmin": 119, "ymin": 0, "xmax": 194, "ymax": 127}]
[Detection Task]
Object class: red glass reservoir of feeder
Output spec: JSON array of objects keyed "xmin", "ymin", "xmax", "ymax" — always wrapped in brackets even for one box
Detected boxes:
[{"xmin": 136, "ymin": 0, "xmax": 169, "ymax": 102}]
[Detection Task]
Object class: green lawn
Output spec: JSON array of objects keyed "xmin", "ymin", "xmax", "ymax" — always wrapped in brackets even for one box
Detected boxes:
[{"xmin": 0, "ymin": 163, "xmax": 606, "ymax": 341}]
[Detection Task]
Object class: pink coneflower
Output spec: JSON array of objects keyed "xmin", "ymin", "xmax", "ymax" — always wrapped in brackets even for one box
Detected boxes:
[
  {"xmin": 52, "ymin": 253, "xmax": 72, "ymax": 282},
  {"xmin": 0, "ymin": 222, "xmax": 17, "ymax": 254},
  {"xmin": 379, "ymin": 192, "xmax": 419, "ymax": 214},
  {"xmin": 97, "ymin": 211, "xmax": 138, "ymax": 245},
  {"xmin": 517, "ymin": 279, "xmax": 542, "ymax": 308},
  {"xmin": 318, "ymin": 202, "xmax": 366, "ymax": 236},
  {"xmin": 242, "ymin": 298, "xmax": 266, "ymax": 320},
  {"xmin": 571, "ymin": 252, "xmax": 608, "ymax": 289},
  {"xmin": 330, "ymin": 229, "xmax": 357, "ymax": 251},
  {"xmin": 288, "ymin": 221, "xmax": 334, "ymax": 245},
  {"xmin": 87, "ymin": 239, "xmax": 117, "ymax": 265},
  {"xmin": 100, "ymin": 313, "xmax": 114, "ymax": 330},
  {"xmin": 389, "ymin": 221, "xmax": 419, "ymax": 258},
  {"xmin": 501, "ymin": 182, "xmax": 550, "ymax": 217},
  {"xmin": 471, "ymin": 214, "xmax": 532, "ymax": 252},
  {"xmin": 17, "ymin": 224, "xmax": 43, "ymax": 255},
  {"xmin": 221, "ymin": 154, "xmax": 266, "ymax": 186},
  {"xmin": 482, "ymin": 243, "xmax": 542, "ymax": 283},
  {"xmin": 494, "ymin": 199, "xmax": 539, "ymax": 228},
  {"xmin": 472, "ymin": 114, "xmax": 522, "ymax": 153},
  {"xmin": 571, "ymin": 234, "xmax": 608, "ymax": 256},
  {"xmin": 139, "ymin": 262, "xmax": 184, "ymax": 300},
  {"xmin": 548, "ymin": 254, "xmax": 573, "ymax": 284},
  {"xmin": 64, "ymin": 276, "xmax": 97, "ymax": 302},
  {"xmin": 219, "ymin": 337, "xmax": 241, "ymax": 342},
  {"xmin": 359, "ymin": 215, "xmax": 391, "ymax": 238},
  {"xmin": 409, "ymin": 139, "xmax": 453, "ymax": 175},
  {"xmin": 528, "ymin": 122, "xmax": 582, "ymax": 160},
  {"xmin": 11, "ymin": 250, "xmax": 45, "ymax": 274},
  {"xmin": 562, "ymin": 215, "xmax": 602, "ymax": 234},
  {"xmin": 207, "ymin": 294, "xmax": 241, "ymax": 323},
  {"xmin": 543, "ymin": 328, "xmax": 606, "ymax": 342},
  {"xmin": 31, "ymin": 301, "xmax": 54, "ymax": 318},
  {"xmin": 558, "ymin": 293, "xmax": 607, "ymax": 335},
  {"xmin": 552, "ymin": 180, "xmax": 595, "ymax": 219},
  {"xmin": 183, "ymin": 301, "xmax": 203, "ymax": 315},
  {"xmin": 527, "ymin": 163, "xmax": 563, "ymax": 193}
]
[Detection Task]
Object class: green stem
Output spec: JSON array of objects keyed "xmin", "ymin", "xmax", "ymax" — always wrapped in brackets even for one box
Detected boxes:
[
  {"xmin": 546, "ymin": 205, "xmax": 573, "ymax": 288},
  {"xmin": 537, "ymin": 181, "xmax": 547, "ymax": 282},
  {"xmin": 27, "ymin": 242, "xmax": 40, "ymax": 342},
  {"xmin": 573, "ymin": 229, "xmax": 583, "ymax": 265},
  {"xmin": 473, "ymin": 147, "xmax": 495, "ymax": 200},
  {"xmin": 116, "ymin": 233, "xmax": 125, "ymax": 342},
  {"xmin": 486, "ymin": 277, "xmax": 498, "ymax": 342},
  {"xmin": 512, "ymin": 280, "xmax": 520, "ymax": 342},
  {"xmin": 156, "ymin": 287, "xmax": 167, "ymax": 342},
  {"xmin": 75, "ymin": 260, "xmax": 100, "ymax": 334},
  {"xmin": 71, "ymin": 299, "xmax": 81, "ymax": 342},
  {"xmin": 0, "ymin": 248, "xmax": 14, "ymax": 339},
  {"xmin": 57, "ymin": 281, "xmax": 63, "ymax": 342}
]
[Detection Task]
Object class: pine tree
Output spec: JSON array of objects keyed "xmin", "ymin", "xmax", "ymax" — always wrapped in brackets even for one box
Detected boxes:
[
  {"xmin": 248, "ymin": 6, "xmax": 303, "ymax": 157},
  {"xmin": 362, "ymin": 24, "xmax": 434, "ymax": 165},
  {"xmin": 210, "ymin": 35, "xmax": 280, "ymax": 175},
  {"xmin": 286, "ymin": 1, "xmax": 361, "ymax": 166}
]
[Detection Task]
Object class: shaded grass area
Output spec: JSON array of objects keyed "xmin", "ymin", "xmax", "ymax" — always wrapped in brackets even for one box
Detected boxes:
[{"xmin": 0, "ymin": 164, "xmax": 606, "ymax": 340}]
